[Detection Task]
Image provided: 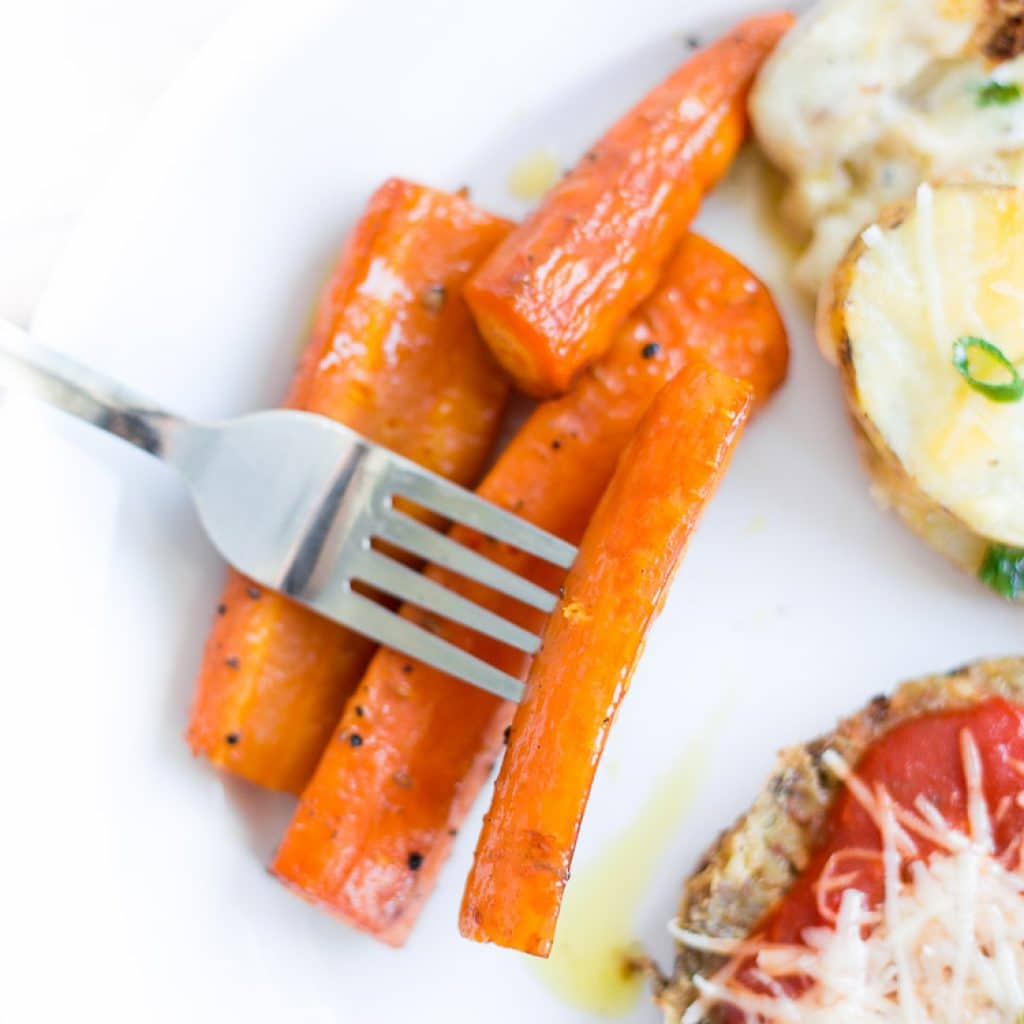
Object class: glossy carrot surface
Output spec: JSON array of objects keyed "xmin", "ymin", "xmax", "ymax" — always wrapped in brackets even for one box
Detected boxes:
[
  {"xmin": 460, "ymin": 363, "xmax": 752, "ymax": 956},
  {"xmin": 187, "ymin": 179, "xmax": 512, "ymax": 793},
  {"xmin": 271, "ymin": 233, "xmax": 786, "ymax": 943},
  {"xmin": 464, "ymin": 12, "xmax": 793, "ymax": 396}
]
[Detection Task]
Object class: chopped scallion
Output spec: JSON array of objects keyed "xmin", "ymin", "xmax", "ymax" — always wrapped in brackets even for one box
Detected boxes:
[
  {"xmin": 951, "ymin": 336, "xmax": 1024, "ymax": 402},
  {"xmin": 979, "ymin": 543, "xmax": 1024, "ymax": 600},
  {"xmin": 977, "ymin": 80, "xmax": 1022, "ymax": 107}
]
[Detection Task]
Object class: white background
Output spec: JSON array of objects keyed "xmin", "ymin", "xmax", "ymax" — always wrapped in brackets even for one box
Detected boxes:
[
  {"xmin": 2, "ymin": 2, "xmax": 1021, "ymax": 1023},
  {"xmin": 0, "ymin": 0, "xmax": 245, "ymax": 324}
]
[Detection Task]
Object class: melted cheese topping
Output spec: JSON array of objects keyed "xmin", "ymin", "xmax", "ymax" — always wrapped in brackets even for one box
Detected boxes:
[
  {"xmin": 846, "ymin": 183, "xmax": 1024, "ymax": 547},
  {"xmin": 673, "ymin": 731, "xmax": 1024, "ymax": 1023},
  {"xmin": 750, "ymin": 0, "xmax": 1024, "ymax": 295}
]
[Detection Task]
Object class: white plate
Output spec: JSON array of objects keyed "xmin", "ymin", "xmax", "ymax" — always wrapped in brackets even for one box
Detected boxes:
[{"xmin": 7, "ymin": 0, "xmax": 1022, "ymax": 1020}]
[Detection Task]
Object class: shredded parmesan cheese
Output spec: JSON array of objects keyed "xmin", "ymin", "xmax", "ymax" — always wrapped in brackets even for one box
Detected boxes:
[{"xmin": 673, "ymin": 729, "xmax": 1024, "ymax": 1023}]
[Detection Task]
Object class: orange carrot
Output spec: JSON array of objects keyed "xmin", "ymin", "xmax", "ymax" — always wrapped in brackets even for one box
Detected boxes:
[
  {"xmin": 271, "ymin": 233, "xmax": 787, "ymax": 943},
  {"xmin": 187, "ymin": 179, "xmax": 512, "ymax": 793},
  {"xmin": 464, "ymin": 12, "xmax": 794, "ymax": 397},
  {"xmin": 460, "ymin": 363, "xmax": 752, "ymax": 955}
]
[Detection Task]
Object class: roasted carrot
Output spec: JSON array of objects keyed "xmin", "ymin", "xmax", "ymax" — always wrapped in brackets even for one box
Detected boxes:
[
  {"xmin": 460, "ymin": 363, "xmax": 752, "ymax": 955},
  {"xmin": 271, "ymin": 233, "xmax": 787, "ymax": 944},
  {"xmin": 187, "ymin": 179, "xmax": 512, "ymax": 793},
  {"xmin": 464, "ymin": 12, "xmax": 793, "ymax": 397}
]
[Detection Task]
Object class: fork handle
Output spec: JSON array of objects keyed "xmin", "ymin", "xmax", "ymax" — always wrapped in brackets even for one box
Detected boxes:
[{"xmin": 0, "ymin": 319, "xmax": 184, "ymax": 458}]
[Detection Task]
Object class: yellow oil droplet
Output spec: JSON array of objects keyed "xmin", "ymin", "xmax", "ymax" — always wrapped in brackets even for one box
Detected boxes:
[
  {"xmin": 507, "ymin": 151, "xmax": 561, "ymax": 202},
  {"xmin": 532, "ymin": 704, "xmax": 734, "ymax": 1016},
  {"xmin": 745, "ymin": 513, "xmax": 767, "ymax": 536}
]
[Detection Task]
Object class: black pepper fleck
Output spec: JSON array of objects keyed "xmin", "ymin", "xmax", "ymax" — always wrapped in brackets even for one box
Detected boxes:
[
  {"xmin": 355, "ymin": 705, "xmax": 365, "ymax": 717},
  {"xmin": 225, "ymin": 732, "xmax": 240, "ymax": 746},
  {"xmin": 551, "ymin": 439, "xmax": 562, "ymax": 450},
  {"xmin": 402, "ymin": 663, "xmax": 413, "ymax": 674},
  {"xmin": 246, "ymin": 585, "xmax": 262, "ymax": 600},
  {"xmin": 641, "ymin": 342, "xmax": 661, "ymax": 359},
  {"xmin": 217, "ymin": 603, "xmax": 227, "ymax": 616},
  {"xmin": 448, "ymin": 828, "xmax": 458, "ymax": 837},
  {"xmin": 348, "ymin": 733, "xmax": 363, "ymax": 747},
  {"xmin": 585, "ymin": 150, "xmax": 600, "ymax": 162},
  {"xmin": 408, "ymin": 852, "xmax": 424, "ymax": 871},
  {"xmin": 503, "ymin": 725, "xmax": 512, "ymax": 745},
  {"xmin": 225, "ymin": 655, "xmax": 241, "ymax": 670},
  {"xmin": 685, "ymin": 34, "xmax": 701, "ymax": 49}
]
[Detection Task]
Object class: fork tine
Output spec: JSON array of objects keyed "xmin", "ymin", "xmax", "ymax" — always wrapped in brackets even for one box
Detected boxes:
[
  {"xmin": 330, "ymin": 588, "xmax": 526, "ymax": 702},
  {"xmin": 374, "ymin": 508, "xmax": 559, "ymax": 612},
  {"xmin": 351, "ymin": 548, "xmax": 541, "ymax": 654},
  {"xmin": 388, "ymin": 465, "xmax": 577, "ymax": 568}
]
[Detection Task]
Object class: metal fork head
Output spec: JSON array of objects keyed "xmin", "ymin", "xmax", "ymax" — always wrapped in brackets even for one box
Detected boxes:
[
  {"xmin": 171, "ymin": 410, "xmax": 576, "ymax": 702},
  {"xmin": 0, "ymin": 323, "xmax": 575, "ymax": 701}
]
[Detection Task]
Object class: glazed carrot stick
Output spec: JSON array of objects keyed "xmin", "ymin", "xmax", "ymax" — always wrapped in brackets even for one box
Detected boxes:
[
  {"xmin": 464, "ymin": 12, "xmax": 793, "ymax": 397},
  {"xmin": 187, "ymin": 179, "xmax": 512, "ymax": 793},
  {"xmin": 271, "ymin": 234, "xmax": 786, "ymax": 943},
  {"xmin": 460, "ymin": 363, "xmax": 752, "ymax": 956}
]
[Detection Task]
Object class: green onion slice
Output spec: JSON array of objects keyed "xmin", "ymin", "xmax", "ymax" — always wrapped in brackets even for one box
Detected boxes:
[
  {"xmin": 979, "ymin": 543, "xmax": 1024, "ymax": 600},
  {"xmin": 951, "ymin": 336, "xmax": 1024, "ymax": 403},
  {"xmin": 977, "ymin": 80, "xmax": 1022, "ymax": 107}
]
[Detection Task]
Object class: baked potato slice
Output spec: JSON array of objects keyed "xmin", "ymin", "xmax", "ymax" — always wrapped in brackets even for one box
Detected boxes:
[
  {"xmin": 818, "ymin": 182, "xmax": 1024, "ymax": 596},
  {"xmin": 748, "ymin": 0, "xmax": 1024, "ymax": 297}
]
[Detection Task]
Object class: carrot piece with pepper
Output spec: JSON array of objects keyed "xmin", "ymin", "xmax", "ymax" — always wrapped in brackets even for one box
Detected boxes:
[
  {"xmin": 270, "ymin": 233, "xmax": 786, "ymax": 943},
  {"xmin": 187, "ymin": 179, "xmax": 512, "ymax": 793},
  {"xmin": 464, "ymin": 12, "xmax": 794, "ymax": 397},
  {"xmin": 460, "ymin": 362, "xmax": 752, "ymax": 956}
]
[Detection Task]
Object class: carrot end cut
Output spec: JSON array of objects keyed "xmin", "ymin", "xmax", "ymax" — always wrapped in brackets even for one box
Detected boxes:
[
  {"xmin": 465, "ymin": 12, "xmax": 794, "ymax": 396},
  {"xmin": 459, "ymin": 362, "xmax": 753, "ymax": 954}
]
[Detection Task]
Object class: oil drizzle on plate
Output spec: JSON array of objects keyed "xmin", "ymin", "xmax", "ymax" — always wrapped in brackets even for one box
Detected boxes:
[
  {"xmin": 507, "ymin": 150, "xmax": 561, "ymax": 201},
  {"xmin": 531, "ymin": 702, "xmax": 734, "ymax": 1016},
  {"xmin": 710, "ymin": 145, "xmax": 802, "ymax": 295}
]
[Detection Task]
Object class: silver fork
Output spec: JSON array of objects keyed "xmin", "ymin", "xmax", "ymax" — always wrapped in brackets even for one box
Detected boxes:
[{"xmin": 0, "ymin": 320, "xmax": 576, "ymax": 702}]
